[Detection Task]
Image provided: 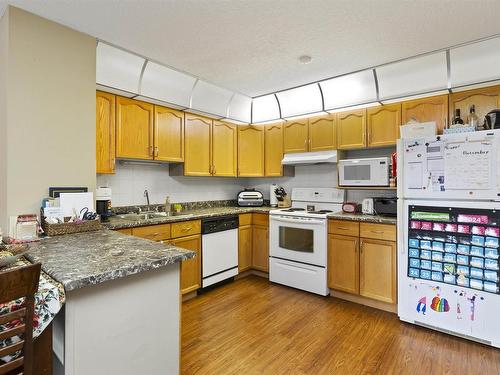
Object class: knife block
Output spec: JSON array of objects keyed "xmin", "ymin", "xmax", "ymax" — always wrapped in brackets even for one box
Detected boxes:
[{"xmin": 277, "ymin": 196, "xmax": 291, "ymax": 208}]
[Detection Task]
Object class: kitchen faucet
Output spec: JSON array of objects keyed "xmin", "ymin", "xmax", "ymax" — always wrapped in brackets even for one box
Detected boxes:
[{"xmin": 144, "ymin": 189, "xmax": 150, "ymax": 211}]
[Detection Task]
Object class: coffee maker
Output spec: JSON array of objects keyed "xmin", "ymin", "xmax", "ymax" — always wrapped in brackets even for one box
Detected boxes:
[{"xmin": 96, "ymin": 187, "xmax": 112, "ymax": 222}]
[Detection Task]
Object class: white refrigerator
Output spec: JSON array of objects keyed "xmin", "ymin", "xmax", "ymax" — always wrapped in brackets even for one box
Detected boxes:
[{"xmin": 397, "ymin": 129, "xmax": 500, "ymax": 347}]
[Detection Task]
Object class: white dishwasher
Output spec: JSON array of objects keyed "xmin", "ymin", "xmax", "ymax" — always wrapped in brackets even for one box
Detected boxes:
[{"xmin": 201, "ymin": 215, "xmax": 239, "ymax": 288}]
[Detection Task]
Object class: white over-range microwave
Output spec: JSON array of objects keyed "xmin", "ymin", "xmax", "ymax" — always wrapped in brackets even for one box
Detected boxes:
[{"xmin": 338, "ymin": 157, "xmax": 390, "ymax": 186}]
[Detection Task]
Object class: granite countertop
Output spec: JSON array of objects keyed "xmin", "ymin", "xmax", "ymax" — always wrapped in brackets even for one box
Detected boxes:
[
  {"xmin": 327, "ymin": 211, "xmax": 397, "ymax": 225},
  {"xmin": 25, "ymin": 230, "xmax": 195, "ymax": 291},
  {"xmin": 104, "ymin": 206, "xmax": 273, "ymax": 230}
]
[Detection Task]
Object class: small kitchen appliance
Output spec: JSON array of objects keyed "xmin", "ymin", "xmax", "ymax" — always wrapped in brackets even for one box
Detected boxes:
[
  {"xmin": 484, "ymin": 109, "xmax": 500, "ymax": 129},
  {"xmin": 362, "ymin": 198, "xmax": 374, "ymax": 215},
  {"xmin": 270, "ymin": 184, "xmax": 278, "ymax": 207},
  {"xmin": 96, "ymin": 187, "xmax": 113, "ymax": 222},
  {"xmin": 338, "ymin": 157, "xmax": 390, "ymax": 187},
  {"xmin": 342, "ymin": 202, "xmax": 359, "ymax": 213},
  {"xmin": 373, "ymin": 197, "xmax": 397, "ymax": 216},
  {"xmin": 237, "ymin": 189, "xmax": 264, "ymax": 207},
  {"xmin": 269, "ymin": 188, "xmax": 345, "ymax": 296}
]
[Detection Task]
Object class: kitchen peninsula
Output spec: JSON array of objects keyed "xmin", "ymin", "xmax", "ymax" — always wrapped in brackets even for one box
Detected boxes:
[{"xmin": 25, "ymin": 230, "xmax": 194, "ymax": 375}]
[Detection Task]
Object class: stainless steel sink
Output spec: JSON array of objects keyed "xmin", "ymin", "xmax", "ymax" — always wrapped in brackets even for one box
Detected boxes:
[{"xmin": 118, "ymin": 212, "xmax": 194, "ymax": 221}]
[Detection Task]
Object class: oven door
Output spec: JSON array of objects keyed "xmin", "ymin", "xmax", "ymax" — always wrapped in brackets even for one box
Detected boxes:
[{"xmin": 269, "ymin": 215, "xmax": 327, "ymax": 267}]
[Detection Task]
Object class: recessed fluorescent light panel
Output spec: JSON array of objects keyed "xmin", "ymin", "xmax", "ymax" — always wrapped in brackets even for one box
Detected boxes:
[
  {"xmin": 276, "ymin": 84, "xmax": 323, "ymax": 118},
  {"xmin": 96, "ymin": 42, "xmax": 145, "ymax": 94},
  {"xmin": 327, "ymin": 102, "xmax": 380, "ymax": 114},
  {"xmin": 252, "ymin": 95, "xmax": 281, "ymax": 123},
  {"xmin": 450, "ymin": 36, "xmax": 500, "ymax": 89},
  {"xmin": 227, "ymin": 93, "xmax": 252, "ymax": 123},
  {"xmin": 320, "ymin": 70, "xmax": 377, "ymax": 111},
  {"xmin": 377, "ymin": 52, "xmax": 448, "ymax": 100},
  {"xmin": 191, "ymin": 81, "xmax": 234, "ymax": 117}
]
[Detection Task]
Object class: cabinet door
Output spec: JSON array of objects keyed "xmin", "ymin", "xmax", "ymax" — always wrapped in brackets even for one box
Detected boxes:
[
  {"xmin": 238, "ymin": 225, "xmax": 253, "ymax": 272},
  {"xmin": 264, "ymin": 122, "xmax": 283, "ymax": 176},
  {"xmin": 328, "ymin": 234, "xmax": 359, "ymax": 294},
  {"xmin": 402, "ymin": 94, "xmax": 449, "ymax": 134},
  {"xmin": 171, "ymin": 234, "xmax": 202, "ymax": 295},
  {"xmin": 184, "ymin": 114, "xmax": 212, "ymax": 176},
  {"xmin": 238, "ymin": 125, "xmax": 265, "ymax": 177},
  {"xmin": 252, "ymin": 225, "xmax": 269, "ymax": 272},
  {"xmin": 309, "ymin": 115, "xmax": 336, "ymax": 151},
  {"xmin": 359, "ymin": 238, "xmax": 396, "ymax": 304},
  {"xmin": 96, "ymin": 91, "xmax": 116, "ymax": 174},
  {"xmin": 450, "ymin": 85, "xmax": 500, "ymax": 127},
  {"xmin": 116, "ymin": 97, "xmax": 154, "ymax": 159},
  {"xmin": 336, "ymin": 109, "xmax": 366, "ymax": 149},
  {"xmin": 283, "ymin": 119, "xmax": 309, "ymax": 153},
  {"xmin": 367, "ymin": 104, "xmax": 401, "ymax": 147},
  {"xmin": 212, "ymin": 121, "xmax": 237, "ymax": 176},
  {"xmin": 154, "ymin": 105, "xmax": 184, "ymax": 162}
]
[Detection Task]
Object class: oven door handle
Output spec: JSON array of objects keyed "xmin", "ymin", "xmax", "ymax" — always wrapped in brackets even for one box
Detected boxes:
[{"xmin": 271, "ymin": 216, "xmax": 325, "ymax": 225}]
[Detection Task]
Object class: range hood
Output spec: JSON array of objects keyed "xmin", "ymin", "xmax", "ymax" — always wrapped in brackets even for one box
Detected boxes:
[{"xmin": 281, "ymin": 150, "xmax": 338, "ymax": 165}]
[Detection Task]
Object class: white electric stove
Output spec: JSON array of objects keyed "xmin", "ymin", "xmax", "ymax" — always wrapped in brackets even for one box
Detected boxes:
[{"xmin": 269, "ymin": 188, "xmax": 344, "ymax": 296}]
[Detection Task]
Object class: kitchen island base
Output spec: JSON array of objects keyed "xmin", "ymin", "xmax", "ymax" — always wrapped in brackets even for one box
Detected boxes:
[{"xmin": 53, "ymin": 264, "xmax": 180, "ymax": 375}]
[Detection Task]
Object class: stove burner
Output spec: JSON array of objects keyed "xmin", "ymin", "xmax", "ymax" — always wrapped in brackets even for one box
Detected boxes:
[
  {"xmin": 307, "ymin": 210, "xmax": 333, "ymax": 214},
  {"xmin": 281, "ymin": 208, "xmax": 305, "ymax": 212}
]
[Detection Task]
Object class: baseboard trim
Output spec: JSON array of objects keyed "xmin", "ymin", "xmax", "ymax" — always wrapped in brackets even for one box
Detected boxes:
[
  {"xmin": 330, "ymin": 290, "xmax": 397, "ymax": 314},
  {"xmin": 182, "ymin": 291, "xmax": 198, "ymax": 302},
  {"xmin": 236, "ymin": 269, "xmax": 269, "ymax": 280}
]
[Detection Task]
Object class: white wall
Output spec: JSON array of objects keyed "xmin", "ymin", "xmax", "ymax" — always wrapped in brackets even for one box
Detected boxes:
[
  {"xmin": 0, "ymin": 9, "xmax": 8, "ymax": 233},
  {"xmin": 0, "ymin": 7, "xmax": 96, "ymax": 231},
  {"xmin": 97, "ymin": 163, "xmax": 247, "ymax": 206}
]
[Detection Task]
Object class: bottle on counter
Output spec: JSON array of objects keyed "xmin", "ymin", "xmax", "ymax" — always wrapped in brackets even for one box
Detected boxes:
[
  {"xmin": 452, "ymin": 108, "xmax": 464, "ymax": 127},
  {"xmin": 468, "ymin": 105, "xmax": 479, "ymax": 130},
  {"xmin": 165, "ymin": 196, "xmax": 171, "ymax": 215}
]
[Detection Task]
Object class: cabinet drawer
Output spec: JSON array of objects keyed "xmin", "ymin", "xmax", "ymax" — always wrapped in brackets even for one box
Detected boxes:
[
  {"xmin": 239, "ymin": 213, "xmax": 252, "ymax": 226},
  {"xmin": 132, "ymin": 224, "xmax": 171, "ymax": 241},
  {"xmin": 171, "ymin": 220, "xmax": 201, "ymax": 238},
  {"xmin": 360, "ymin": 223, "xmax": 396, "ymax": 241},
  {"xmin": 328, "ymin": 220, "xmax": 359, "ymax": 236},
  {"xmin": 252, "ymin": 213, "xmax": 269, "ymax": 226}
]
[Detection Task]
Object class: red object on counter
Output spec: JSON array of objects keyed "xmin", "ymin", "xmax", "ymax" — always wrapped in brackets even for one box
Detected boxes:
[{"xmin": 391, "ymin": 152, "xmax": 397, "ymax": 178}]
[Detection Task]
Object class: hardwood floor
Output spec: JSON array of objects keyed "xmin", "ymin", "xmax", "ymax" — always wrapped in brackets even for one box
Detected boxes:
[{"xmin": 181, "ymin": 276, "xmax": 500, "ymax": 375}]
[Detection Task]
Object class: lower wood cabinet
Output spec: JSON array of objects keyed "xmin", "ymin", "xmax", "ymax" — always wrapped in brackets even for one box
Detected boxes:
[
  {"xmin": 328, "ymin": 234, "xmax": 359, "ymax": 295},
  {"xmin": 238, "ymin": 224, "xmax": 253, "ymax": 272},
  {"xmin": 252, "ymin": 225, "xmax": 269, "ymax": 272},
  {"xmin": 328, "ymin": 220, "xmax": 396, "ymax": 304},
  {"xmin": 359, "ymin": 238, "xmax": 396, "ymax": 304},
  {"xmin": 171, "ymin": 234, "xmax": 202, "ymax": 295}
]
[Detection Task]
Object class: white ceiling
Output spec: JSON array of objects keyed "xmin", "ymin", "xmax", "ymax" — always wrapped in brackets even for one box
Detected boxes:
[{"xmin": 2, "ymin": 0, "xmax": 500, "ymax": 97}]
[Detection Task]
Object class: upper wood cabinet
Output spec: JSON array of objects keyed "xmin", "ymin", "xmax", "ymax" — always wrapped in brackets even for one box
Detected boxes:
[
  {"xmin": 283, "ymin": 115, "xmax": 336, "ymax": 153},
  {"xmin": 116, "ymin": 97, "xmax": 154, "ymax": 160},
  {"xmin": 402, "ymin": 94, "xmax": 449, "ymax": 134},
  {"xmin": 309, "ymin": 115, "xmax": 336, "ymax": 152},
  {"xmin": 359, "ymin": 238, "xmax": 396, "ymax": 304},
  {"xmin": 328, "ymin": 234, "xmax": 359, "ymax": 295},
  {"xmin": 96, "ymin": 91, "xmax": 115, "ymax": 174},
  {"xmin": 336, "ymin": 109, "xmax": 367, "ymax": 149},
  {"xmin": 211, "ymin": 121, "xmax": 237, "ymax": 177},
  {"xmin": 449, "ymin": 85, "xmax": 500, "ymax": 127},
  {"xmin": 283, "ymin": 119, "xmax": 309, "ymax": 153},
  {"xmin": 184, "ymin": 114, "xmax": 212, "ymax": 176},
  {"xmin": 264, "ymin": 122, "xmax": 283, "ymax": 177},
  {"xmin": 366, "ymin": 104, "xmax": 401, "ymax": 147},
  {"xmin": 154, "ymin": 105, "xmax": 184, "ymax": 162},
  {"xmin": 238, "ymin": 125, "xmax": 265, "ymax": 177}
]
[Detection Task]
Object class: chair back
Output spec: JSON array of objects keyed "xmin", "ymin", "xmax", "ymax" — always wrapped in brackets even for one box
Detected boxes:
[{"xmin": 0, "ymin": 263, "xmax": 41, "ymax": 375}]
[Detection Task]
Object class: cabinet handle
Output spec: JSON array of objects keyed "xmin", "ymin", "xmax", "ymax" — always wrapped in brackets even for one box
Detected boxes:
[
  {"xmin": 360, "ymin": 240, "xmax": 364, "ymax": 252},
  {"xmin": 181, "ymin": 227, "xmax": 193, "ymax": 232},
  {"xmin": 354, "ymin": 239, "xmax": 358, "ymax": 252},
  {"xmin": 213, "ymin": 165, "xmax": 216, "ymax": 175},
  {"xmin": 336, "ymin": 227, "xmax": 349, "ymax": 230},
  {"xmin": 149, "ymin": 146, "xmax": 154, "ymax": 156},
  {"xmin": 370, "ymin": 230, "xmax": 384, "ymax": 234},
  {"xmin": 154, "ymin": 146, "xmax": 159, "ymax": 157}
]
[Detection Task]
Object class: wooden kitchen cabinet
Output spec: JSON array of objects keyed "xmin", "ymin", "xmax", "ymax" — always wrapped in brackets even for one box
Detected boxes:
[
  {"xmin": 336, "ymin": 109, "xmax": 367, "ymax": 149},
  {"xmin": 359, "ymin": 238, "xmax": 396, "ymax": 304},
  {"xmin": 367, "ymin": 104, "xmax": 401, "ymax": 147},
  {"xmin": 131, "ymin": 224, "xmax": 171, "ymax": 242},
  {"xmin": 238, "ymin": 125, "xmax": 265, "ymax": 177},
  {"xmin": 171, "ymin": 220, "xmax": 201, "ymax": 238},
  {"xmin": 252, "ymin": 224, "xmax": 269, "ymax": 272},
  {"xmin": 449, "ymin": 85, "xmax": 500, "ymax": 127},
  {"xmin": 308, "ymin": 115, "xmax": 336, "ymax": 152},
  {"xmin": 238, "ymin": 224, "xmax": 253, "ymax": 272},
  {"xmin": 96, "ymin": 91, "xmax": 116, "ymax": 174},
  {"xmin": 172, "ymin": 234, "xmax": 202, "ymax": 295},
  {"xmin": 328, "ymin": 234, "xmax": 359, "ymax": 294},
  {"xmin": 212, "ymin": 121, "xmax": 237, "ymax": 176},
  {"xmin": 283, "ymin": 119, "xmax": 309, "ymax": 153},
  {"xmin": 184, "ymin": 113, "xmax": 212, "ymax": 176},
  {"xmin": 265, "ymin": 122, "xmax": 284, "ymax": 176},
  {"xmin": 154, "ymin": 105, "xmax": 184, "ymax": 162},
  {"xmin": 116, "ymin": 97, "xmax": 154, "ymax": 160},
  {"xmin": 402, "ymin": 94, "xmax": 449, "ymax": 134}
]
